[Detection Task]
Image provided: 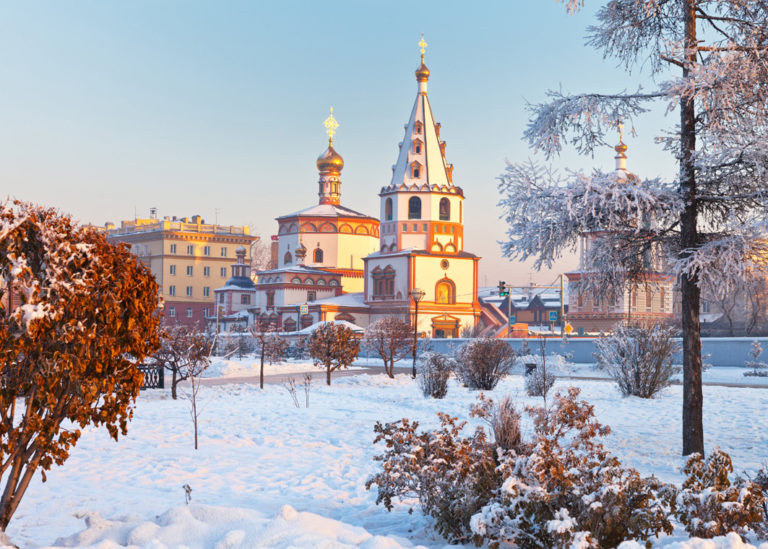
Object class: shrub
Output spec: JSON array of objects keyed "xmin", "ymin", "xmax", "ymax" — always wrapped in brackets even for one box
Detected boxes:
[
  {"xmin": 471, "ymin": 388, "xmax": 674, "ymax": 549},
  {"xmin": 417, "ymin": 352, "xmax": 452, "ymax": 399},
  {"xmin": 595, "ymin": 323, "xmax": 681, "ymax": 398},
  {"xmin": 471, "ymin": 394, "xmax": 522, "ymax": 453},
  {"xmin": 363, "ymin": 316, "xmax": 413, "ymax": 379},
  {"xmin": 454, "ymin": 338, "xmax": 515, "ymax": 390},
  {"xmin": 365, "ymin": 413, "xmax": 498, "ymax": 544},
  {"xmin": 524, "ymin": 338, "xmax": 556, "ymax": 401},
  {"xmin": 674, "ymin": 449, "xmax": 766, "ymax": 539},
  {"xmin": 744, "ymin": 341, "xmax": 768, "ymax": 377},
  {"xmin": 308, "ymin": 323, "xmax": 360, "ymax": 386}
]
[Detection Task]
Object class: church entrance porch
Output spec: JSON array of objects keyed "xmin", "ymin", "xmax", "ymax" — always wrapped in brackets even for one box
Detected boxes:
[{"xmin": 431, "ymin": 314, "xmax": 459, "ymax": 338}]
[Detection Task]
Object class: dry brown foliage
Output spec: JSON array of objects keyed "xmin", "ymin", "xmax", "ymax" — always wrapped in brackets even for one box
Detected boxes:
[
  {"xmin": 308, "ymin": 323, "xmax": 360, "ymax": 385},
  {"xmin": 150, "ymin": 325, "xmax": 211, "ymax": 399},
  {"xmin": 0, "ymin": 201, "xmax": 161, "ymax": 530},
  {"xmin": 363, "ymin": 316, "xmax": 412, "ymax": 378},
  {"xmin": 250, "ymin": 321, "xmax": 288, "ymax": 389},
  {"xmin": 454, "ymin": 338, "xmax": 515, "ymax": 390},
  {"xmin": 675, "ymin": 449, "xmax": 766, "ymax": 539},
  {"xmin": 417, "ymin": 352, "xmax": 453, "ymax": 399}
]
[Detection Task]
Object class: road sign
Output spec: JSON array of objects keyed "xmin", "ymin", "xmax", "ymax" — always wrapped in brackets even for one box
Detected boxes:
[
  {"xmin": 549, "ymin": 311, "xmax": 558, "ymax": 322},
  {"xmin": 508, "ymin": 315, "xmax": 516, "ymax": 326},
  {"xmin": 299, "ymin": 304, "xmax": 309, "ymax": 315},
  {"xmin": 565, "ymin": 322, "xmax": 573, "ymax": 334}
]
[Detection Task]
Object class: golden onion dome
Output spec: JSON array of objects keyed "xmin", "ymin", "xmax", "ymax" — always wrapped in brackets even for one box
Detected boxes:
[
  {"xmin": 316, "ymin": 143, "xmax": 344, "ymax": 173},
  {"xmin": 415, "ymin": 61, "xmax": 430, "ymax": 82}
]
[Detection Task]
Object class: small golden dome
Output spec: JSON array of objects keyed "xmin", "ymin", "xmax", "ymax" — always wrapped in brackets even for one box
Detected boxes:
[
  {"xmin": 615, "ymin": 142, "xmax": 628, "ymax": 156},
  {"xmin": 415, "ymin": 61, "xmax": 430, "ymax": 82},
  {"xmin": 316, "ymin": 143, "xmax": 344, "ymax": 173}
]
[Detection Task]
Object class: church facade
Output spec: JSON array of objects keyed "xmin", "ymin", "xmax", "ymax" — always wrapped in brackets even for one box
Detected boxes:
[{"xmin": 219, "ymin": 41, "xmax": 481, "ymax": 337}]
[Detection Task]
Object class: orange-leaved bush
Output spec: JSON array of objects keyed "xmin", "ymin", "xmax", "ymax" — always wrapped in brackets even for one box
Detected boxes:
[
  {"xmin": 0, "ymin": 201, "xmax": 161, "ymax": 530},
  {"xmin": 308, "ymin": 322, "xmax": 360, "ymax": 385}
]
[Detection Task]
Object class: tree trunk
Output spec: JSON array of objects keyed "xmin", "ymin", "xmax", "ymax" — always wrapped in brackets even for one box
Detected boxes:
[
  {"xmin": 260, "ymin": 346, "xmax": 265, "ymax": 390},
  {"xmin": 326, "ymin": 365, "xmax": 331, "ymax": 386},
  {"xmin": 171, "ymin": 368, "xmax": 178, "ymax": 399},
  {"xmin": 680, "ymin": 0, "xmax": 704, "ymax": 457}
]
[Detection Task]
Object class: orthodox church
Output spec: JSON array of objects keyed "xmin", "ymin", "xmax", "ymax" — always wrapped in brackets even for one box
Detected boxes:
[
  {"xmin": 216, "ymin": 39, "xmax": 482, "ymax": 337},
  {"xmin": 565, "ymin": 133, "xmax": 674, "ymax": 334}
]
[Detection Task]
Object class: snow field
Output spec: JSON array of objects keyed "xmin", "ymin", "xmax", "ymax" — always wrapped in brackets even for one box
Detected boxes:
[{"xmin": 5, "ymin": 368, "xmax": 768, "ymax": 548}]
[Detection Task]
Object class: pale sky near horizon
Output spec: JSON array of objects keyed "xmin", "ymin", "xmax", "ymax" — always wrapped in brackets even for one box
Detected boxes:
[{"xmin": 0, "ymin": 1, "xmax": 678, "ymax": 286}]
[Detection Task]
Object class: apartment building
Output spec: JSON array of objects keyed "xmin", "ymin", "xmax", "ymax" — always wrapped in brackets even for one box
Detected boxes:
[{"xmin": 107, "ymin": 214, "xmax": 257, "ymax": 327}]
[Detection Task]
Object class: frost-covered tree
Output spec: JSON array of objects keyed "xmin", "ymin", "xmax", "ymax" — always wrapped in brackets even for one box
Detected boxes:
[
  {"xmin": 499, "ymin": 0, "xmax": 768, "ymax": 455},
  {"xmin": 363, "ymin": 316, "xmax": 413, "ymax": 379},
  {"xmin": 249, "ymin": 321, "xmax": 288, "ymax": 389},
  {"xmin": 308, "ymin": 322, "xmax": 360, "ymax": 386},
  {"xmin": 0, "ymin": 201, "xmax": 161, "ymax": 531}
]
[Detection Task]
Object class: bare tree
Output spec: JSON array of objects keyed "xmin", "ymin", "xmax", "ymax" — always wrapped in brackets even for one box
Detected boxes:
[
  {"xmin": 308, "ymin": 323, "xmax": 360, "ymax": 386},
  {"xmin": 182, "ymin": 339, "xmax": 212, "ymax": 450},
  {"xmin": 249, "ymin": 322, "xmax": 288, "ymax": 389},
  {"xmin": 363, "ymin": 316, "xmax": 413, "ymax": 378},
  {"xmin": 499, "ymin": 1, "xmax": 768, "ymax": 455},
  {"xmin": 150, "ymin": 325, "xmax": 209, "ymax": 399},
  {"xmin": 250, "ymin": 237, "xmax": 273, "ymax": 276}
]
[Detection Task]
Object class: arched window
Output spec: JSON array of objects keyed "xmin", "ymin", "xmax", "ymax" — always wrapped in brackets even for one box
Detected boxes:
[
  {"xmin": 439, "ymin": 198, "xmax": 450, "ymax": 221},
  {"xmin": 435, "ymin": 279, "xmax": 456, "ymax": 305},
  {"xmin": 313, "ymin": 248, "xmax": 324, "ymax": 263},
  {"xmin": 385, "ymin": 198, "xmax": 393, "ymax": 221},
  {"xmin": 411, "ymin": 163, "xmax": 421, "ymax": 178},
  {"xmin": 408, "ymin": 196, "xmax": 422, "ymax": 219},
  {"xmin": 413, "ymin": 140, "xmax": 422, "ymax": 154},
  {"xmin": 284, "ymin": 252, "xmax": 292, "ymax": 265},
  {"xmin": 414, "ymin": 121, "xmax": 423, "ymax": 134}
]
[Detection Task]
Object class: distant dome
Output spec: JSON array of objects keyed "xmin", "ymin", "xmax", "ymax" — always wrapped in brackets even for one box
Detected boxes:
[
  {"xmin": 317, "ymin": 144, "xmax": 344, "ymax": 173},
  {"xmin": 415, "ymin": 61, "xmax": 430, "ymax": 83}
]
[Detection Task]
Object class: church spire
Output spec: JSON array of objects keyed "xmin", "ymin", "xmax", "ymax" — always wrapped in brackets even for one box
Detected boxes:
[
  {"xmin": 415, "ymin": 34, "xmax": 430, "ymax": 94},
  {"xmin": 316, "ymin": 107, "xmax": 344, "ymax": 205},
  {"xmin": 615, "ymin": 122, "xmax": 628, "ymax": 173}
]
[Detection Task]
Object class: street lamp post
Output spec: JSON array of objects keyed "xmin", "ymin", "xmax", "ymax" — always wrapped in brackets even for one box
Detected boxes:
[{"xmin": 410, "ymin": 288, "xmax": 425, "ymax": 379}]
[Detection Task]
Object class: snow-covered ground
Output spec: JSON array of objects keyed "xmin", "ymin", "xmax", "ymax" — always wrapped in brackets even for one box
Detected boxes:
[{"xmin": 7, "ymin": 364, "xmax": 768, "ymax": 548}]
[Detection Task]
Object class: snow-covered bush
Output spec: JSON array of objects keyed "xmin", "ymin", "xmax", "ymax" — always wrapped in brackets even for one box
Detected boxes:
[
  {"xmin": 744, "ymin": 341, "xmax": 768, "ymax": 377},
  {"xmin": 595, "ymin": 324, "xmax": 680, "ymax": 398},
  {"xmin": 524, "ymin": 338, "xmax": 556, "ymax": 401},
  {"xmin": 454, "ymin": 338, "xmax": 515, "ymax": 390},
  {"xmin": 366, "ymin": 413, "xmax": 498, "ymax": 544},
  {"xmin": 417, "ymin": 352, "xmax": 453, "ymax": 399},
  {"xmin": 674, "ymin": 449, "xmax": 766, "ymax": 540},
  {"xmin": 471, "ymin": 388, "xmax": 674, "ymax": 549}
]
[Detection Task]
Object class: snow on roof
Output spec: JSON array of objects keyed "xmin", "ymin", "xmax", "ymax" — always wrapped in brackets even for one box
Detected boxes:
[
  {"xmin": 277, "ymin": 203, "xmax": 376, "ymax": 221},
  {"xmin": 293, "ymin": 319, "xmax": 365, "ymax": 335},
  {"xmin": 256, "ymin": 265, "xmax": 332, "ymax": 276},
  {"xmin": 310, "ymin": 292, "xmax": 368, "ymax": 308}
]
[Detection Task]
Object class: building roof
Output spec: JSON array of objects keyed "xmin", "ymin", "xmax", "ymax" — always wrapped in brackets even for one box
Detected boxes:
[
  {"xmin": 310, "ymin": 292, "xmax": 368, "ymax": 309},
  {"xmin": 276, "ymin": 203, "xmax": 376, "ymax": 221},
  {"xmin": 256, "ymin": 265, "xmax": 336, "ymax": 277}
]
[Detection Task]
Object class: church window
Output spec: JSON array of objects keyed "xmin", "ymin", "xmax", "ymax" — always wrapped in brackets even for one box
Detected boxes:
[
  {"xmin": 316, "ymin": 278, "xmax": 327, "ymax": 286},
  {"xmin": 266, "ymin": 291, "xmax": 275, "ymax": 308},
  {"xmin": 450, "ymin": 225, "xmax": 455, "ymax": 233},
  {"xmin": 414, "ymin": 121, "xmax": 423, "ymax": 134},
  {"xmin": 291, "ymin": 277, "xmax": 301, "ymax": 284},
  {"xmin": 241, "ymin": 294, "xmax": 250, "ymax": 305},
  {"xmin": 304, "ymin": 278, "xmax": 314, "ymax": 285},
  {"xmin": 402, "ymin": 224, "xmax": 407, "ymax": 232},
  {"xmin": 329, "ymin": 279, "xmax": 339, "ymax": 286},
  {"xmin": 660, "ymin": 288, "xmax": 665, "ymax": 311},
  {"xmin": 308, "ymin": 291, "xmax": 317, "ymax": 302},
  {"xmin": 439, "ymin": 198, "xmax": 450, "ymax": 221},
  {"xmin": 314, "ymin": 248, "xmax": 324, "ymax": 263},
  {"xmin": 413, "ymin": 140, "xmax": 422, "ymax": 154},
  {"xmin": 412, "ymin": 165, "xmax": 421, "ymax": 178},
  {"xmin": 631, "ymin": 290, "xmax": 638, "ymax": 308},
  {"xmin": 435, "ymin": 279, "xmax": 456, "ymax": 305},
  {"xmin": 284, "ymin": 252, "xmax": 293, "ymax": 265},
  {"xmin": 372, "ymin": 266, "xmax": 396, "ymax": 298},
  {"xmin": 413, "ymin": 224, "xmax": 418, "ymax": 232},
  {"xmin": 593, "ymin": 294, "xmax": 600, "ymax": 309},
  {"xmin": 385, "ymin": 198, "xmax": 393, "ymax": 221},
  {"xmin": 423, "ymin": 224, "xmax": 428, "ymax": 231},
  {"xmin": 646, "ymin": 286, "xmax": 652, "ymax": 309},
  {"xmin": 408, "ymin": 196, "xmax": 422, "ymax": 219}
]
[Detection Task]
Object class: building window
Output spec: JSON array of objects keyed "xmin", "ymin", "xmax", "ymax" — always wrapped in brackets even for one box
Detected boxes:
[
  {"xmin": 170, "ymin": 265, "xmax": 176, "ymax": 275},
  {"xmin": 411, "ymin": 163, "xmax": 421, "ymax": 178},
  {"xmin": 241, "ymin": 294, "xmax": 251, "ymax": 305},
  {"xmin": 203, "ymin": 246, "xmax": 211, "ymax": 256},
  {"xmin": 203, "ymin": 287, "xmax": 210, "ymax": 297},
  {"xmin": 402, "ymin": 224, "xmax": 407, "ymax": 232},
  {"xmin": 439, "ymin": 198, "xmax": 450, "ymax": 221},
  {"xmin": 266, "ymin": 291, "xmax": 275, "ymax": 308},
  {"xmin": 186, "ymin": 286, "xmax": 193, "ymax": 297},
  {"xmin": 284, "ymin": 252, "xmax": 293, "ymax": 265},
  {"xmin": 186, "ymin": 265, "xmax": 193, "ymax": 276},
  {"xmin": 187, "ymin": 245, "xmax": 194, "ymax": 255},
  {"xmin": 414, "ymin": 121, "xmax": 423, "ymax": 134},
  {"xmin": 408, "ymin": 196, "xmax": 421, "ymax": 219},
  {"xmin": 203, "ymin": 266, "xmax": 210, "ymax": 277},
  {"xmin": 660, "ymin": 288, "xmax": 666, "ymax": 311},
  {"xmin": 422, "ymin": 223, "xmax": 427, "ymax": 232},
  {"xmin": 169, "ymin": 285, "xmax": 176, "ymax": 297},
  {"xmin": 186, "ymin": 307, "xmax": 193, "ymax": 318},
  {"xmin": 170, "ymin": 244, "xmax": 177, "ymax": 254},
  {"xmin": 413, "ymin": 224, "xmax": 418, "ymax": 232},
  {"xmin": 631, "ymin": 289, "xmax": 638, "ymax": 308},
  {"xmin": 220, "ymin": 247, "xmax": 227, "ymax": 257},
  {"xmin": 220, "ymin": 267, "xmax": 227, "ymax": 277},
  {"xmin": 313, "ymin": 248, "xmax": 324, "ymax": 263},
  {"xmin": 593, "ymin": 294, "xmax": 600, "ymax": 309},
  {"xmin": 435, "ymin": 279, "xmax": 456, "ymax": 305},
  {"xmin": 372, "ymin": 266, "xmax": 396, "ymax": 297},
  {"xmin": 385, "ymin": 198, "xmax": 393, "ymax": 221},
  {"xmin": 203, "ymin": 307, "xmax": 209, "ymax": 317},
  {"xmin": 646, "ymin": 287, "xmax": 652, "ymax": 309},
  {"xmin": 219, "ymin": 293, "xmax": 225, "ymax": 304},
  {"xmin": 308, "ymin": 291, "xmax": 316, "ymax": 302},
  {"xmin": 168, "ymin": 306, "xmax": 175, "ymax": 317}
]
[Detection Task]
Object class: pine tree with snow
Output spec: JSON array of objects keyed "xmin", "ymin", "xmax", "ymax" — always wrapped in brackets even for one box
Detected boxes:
[{"xmin": 498, "ymin": 0, "xmax": 768, "ymax": 455}]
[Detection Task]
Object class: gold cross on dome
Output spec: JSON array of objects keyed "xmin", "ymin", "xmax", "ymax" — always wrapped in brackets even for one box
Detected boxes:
[
  {"xmin": 323, "ymin": 107, "xmax": 339, "ymax": 143},
  {"xmin": 418, "ymin": 34, "xmax": 428, "ymax": 57},
  {"xmin": 618, "ymin": 121, "xmax": 625, "ymax": 144}
]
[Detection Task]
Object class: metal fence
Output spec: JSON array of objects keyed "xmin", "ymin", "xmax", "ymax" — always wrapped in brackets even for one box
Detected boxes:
[{"xmin": 138, "ymin": 365, "xmax": 164, "ymax": 389}]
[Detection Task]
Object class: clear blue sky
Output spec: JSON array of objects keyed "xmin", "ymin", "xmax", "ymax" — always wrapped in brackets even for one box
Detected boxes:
[{"xmin": 0, "ymin": 1, "xmax": 677, "ymax": 286}]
